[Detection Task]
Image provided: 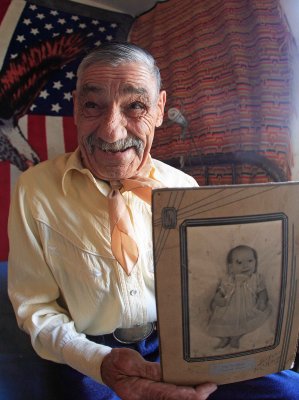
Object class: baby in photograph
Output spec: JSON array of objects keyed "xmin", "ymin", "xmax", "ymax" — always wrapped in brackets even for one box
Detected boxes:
[{"xmin": 208, "ymin": 245, "xmax": 272, "ymax": 349}]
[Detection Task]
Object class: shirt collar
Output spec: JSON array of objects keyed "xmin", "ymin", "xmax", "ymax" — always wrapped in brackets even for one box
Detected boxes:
[
  {"xmin": 148, "ymin": 155, "xmax": 162, "ymax": 182},
  {"xmin": 62, "ymin": 148, "xmax": 111, "ymax": 197}
]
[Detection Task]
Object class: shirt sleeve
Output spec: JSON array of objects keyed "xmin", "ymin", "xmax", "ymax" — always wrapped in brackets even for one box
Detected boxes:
[{"xmin": 8, "ymin": 178, "xmax": 111, "ymax": 383}]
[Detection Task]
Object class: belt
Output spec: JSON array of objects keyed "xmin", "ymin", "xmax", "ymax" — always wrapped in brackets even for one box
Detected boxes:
[{"xmin": 112, "ymin": 322, "xmax": 156, "ymax": 344}]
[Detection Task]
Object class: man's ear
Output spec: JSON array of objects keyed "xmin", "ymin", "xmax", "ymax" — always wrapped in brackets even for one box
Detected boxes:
[
  {"xmin": 72, "ymin": 90, "xmax": 78, "ymax": 125},
  {"xmin": 156, "ymin": 90, "xmax": 166, "ymax": 127}
]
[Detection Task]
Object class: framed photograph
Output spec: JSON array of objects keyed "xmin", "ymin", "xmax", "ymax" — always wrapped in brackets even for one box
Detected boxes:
[{"xmin": 152, "ymin": 182, "xmax": 299, "ymax": 385}]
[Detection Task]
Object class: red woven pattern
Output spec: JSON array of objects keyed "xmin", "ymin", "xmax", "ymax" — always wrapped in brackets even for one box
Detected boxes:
[{"xmin": 130, "ymin": 0, "xmax": 293, "ymax": 183}]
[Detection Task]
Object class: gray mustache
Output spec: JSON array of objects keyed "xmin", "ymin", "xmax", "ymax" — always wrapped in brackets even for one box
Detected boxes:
[{"xmin": 85, "ymin": 134, "xmax": 144, "ymax": 155}]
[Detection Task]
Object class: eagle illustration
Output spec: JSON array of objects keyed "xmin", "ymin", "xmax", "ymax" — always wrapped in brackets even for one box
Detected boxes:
[{"xmin": 0, "ymin": 33, "xmax": 88, "ymax": 171}]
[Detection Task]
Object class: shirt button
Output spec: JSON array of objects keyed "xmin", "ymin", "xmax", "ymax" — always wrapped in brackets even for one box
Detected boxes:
[{"xmin": 130, "ymin": 289, "xmax": 137, "ymax": 296}]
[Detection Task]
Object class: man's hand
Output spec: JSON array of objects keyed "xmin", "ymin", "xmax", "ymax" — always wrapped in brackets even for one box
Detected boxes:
[{"xmin": 101, "ymin": 348, "xmax": 217, "ymax": 400}]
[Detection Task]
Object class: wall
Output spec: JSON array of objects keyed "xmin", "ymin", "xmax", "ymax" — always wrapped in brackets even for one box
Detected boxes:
[
  {"xmin": 74, "ymin": 0, "xmax": 299, "ymax": 180},
  {"xmin": 280, "ymin": 0, "xmax": 299, "ymax": 179}
]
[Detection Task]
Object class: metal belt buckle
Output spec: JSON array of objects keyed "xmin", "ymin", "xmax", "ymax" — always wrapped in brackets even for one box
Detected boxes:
[{"xmin": 113, "ymin": 322, "xmax": 155, "ymax": 344}]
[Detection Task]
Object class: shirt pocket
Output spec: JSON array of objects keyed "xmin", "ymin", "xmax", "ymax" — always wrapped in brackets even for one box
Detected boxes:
[{"xmin": 39, "ymin": 221, "xmax": 116, "ymax": 308}]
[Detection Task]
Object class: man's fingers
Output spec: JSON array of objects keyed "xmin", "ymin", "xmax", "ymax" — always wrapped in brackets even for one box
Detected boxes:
[
  {"xmin": 146, "ymin": 381, "xmax": 217, "ymax": 400},
  {"xmin": 101, "ymin": 348, "xmax": 218, "ymax": 400},
  {"xmin": 195, "ymin": 382, "xmax": 218, "ymax": 398},
  {"xmin": 121, "ymin": 379, "xmax": 217, "ymax": 400},
  {"xmin": 102, "ymin": 348, "xmax": 161, "ymax": 381}
]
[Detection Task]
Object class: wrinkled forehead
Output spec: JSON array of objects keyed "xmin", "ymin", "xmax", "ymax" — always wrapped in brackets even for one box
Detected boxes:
[
  {"xmin": 77, "ymin": 61, "xmax": 159, "ymax": 97},
  {"xmin": 79, "ymin": 81, "xmax": 152, "ymax": 100}
]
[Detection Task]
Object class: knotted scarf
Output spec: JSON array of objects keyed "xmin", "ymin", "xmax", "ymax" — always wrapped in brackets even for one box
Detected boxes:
[{"xmin": 107, "ymin": 162, "xmax": 164, "ymax": 275}]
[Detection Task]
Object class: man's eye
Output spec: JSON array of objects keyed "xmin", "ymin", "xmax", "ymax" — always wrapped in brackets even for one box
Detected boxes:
[
  {"xmin": 85, "ymin": 101, "xmax": 98, "ymax": 109},
  {"xmin": 126, "ymin": 102, "xmax": 146, "ymax": 116},
  {"xmin": 130, "ymin": 102, "xmax": 145, "ymax": 109},
  {"xmin": 82, "ymin": 101, "xmax": 101, "ymax": 117}
]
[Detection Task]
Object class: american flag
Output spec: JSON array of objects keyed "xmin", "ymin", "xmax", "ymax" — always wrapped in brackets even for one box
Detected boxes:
[{"xmin": 0, "ymin": 0, "xmax": 133, "ymax": 260}]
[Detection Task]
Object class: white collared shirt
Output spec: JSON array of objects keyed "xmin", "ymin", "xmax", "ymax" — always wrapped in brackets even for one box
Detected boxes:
[{"xmin": 8, "ymin": 148, "xmax": 198, "ymax": 383}]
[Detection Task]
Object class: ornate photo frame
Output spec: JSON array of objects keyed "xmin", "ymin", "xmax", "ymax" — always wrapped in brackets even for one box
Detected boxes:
[{"xmin": 152, "ymin": 183, "xmax": 299, "ymax": 384}]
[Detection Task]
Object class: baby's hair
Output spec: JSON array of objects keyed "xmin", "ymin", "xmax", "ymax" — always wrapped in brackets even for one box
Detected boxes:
[{"xmin": 227, "ymin": 245, "xmax": 258, "ymax": 274}]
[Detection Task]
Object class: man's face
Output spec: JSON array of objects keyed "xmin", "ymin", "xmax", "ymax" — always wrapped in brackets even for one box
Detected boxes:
[
  {"xmin": 229, "ymin": 248, "xmax": 256, "ymax": 277},
  {"xmin": 73, "ymin": 62, "xmax": 166, "ymax": 180}
]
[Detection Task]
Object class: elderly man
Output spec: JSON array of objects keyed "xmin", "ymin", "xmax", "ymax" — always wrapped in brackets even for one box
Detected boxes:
[{"xmin": 8, "ymin": 42, "xmax": 298, "ymax": 400}]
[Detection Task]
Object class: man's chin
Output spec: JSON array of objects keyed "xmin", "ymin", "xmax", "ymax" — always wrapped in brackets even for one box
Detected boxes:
[{"xmin": 90, "ymin": 158, "xmax": 143, "ymax": 180}]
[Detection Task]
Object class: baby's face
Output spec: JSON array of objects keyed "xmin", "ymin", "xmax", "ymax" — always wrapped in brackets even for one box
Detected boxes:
[{"xmin": 230, "ymin": 248, "xmax": 256, "ymax": 276}]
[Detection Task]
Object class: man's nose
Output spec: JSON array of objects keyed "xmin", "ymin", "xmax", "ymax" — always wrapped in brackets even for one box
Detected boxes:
[{"xmin": 99, "ymin": 105, "xmax": 127, "ymax": 143}]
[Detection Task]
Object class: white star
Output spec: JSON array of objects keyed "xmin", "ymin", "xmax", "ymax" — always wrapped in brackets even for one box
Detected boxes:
[
  {"xmin": 58, "ymin": 18, "xmax": 66, "ymax": 25},
  {"xmin": 87, "ymin": 32, "xmax": 94, "ymax": 37},
  {"xmin": 66, "ymin": 28, "xmax": 73, "ymax": 34},
  {"xmin": 53, "ymin": 81, "xmax": 63, "ymax": 90},
  {"xmin": 29, "ymin": 4, "xmax": 37, "ymax": 10},
  {"xmin": 64, "ymin": 92, "xmax": 72, "ymax": 101},
  {"xmin": 51, "ymin": 103, "xmax": 61, "ymax": 113},
  {"xmin": 79, "ymin": 23, "xmax": 86, "ymax": 29},
  {"xmin": 50, "ymin": 10, "xmax": 58, "ymax": 16},
  {"xmin": 53, "ymin": 33, "xmax": 60, "ymax": 37},
  {"xmin": 37, "ymin": 13, "xmax": 45, "ymax": 20},
  {"xmin": 16, "ymin": 35, "xmax": 25, "ymax": 43},
  {"xmin": 10, "ymin": 53, "xmax": 18, "ymax": 59},
  {"xmin": 99, "ymin": 27, "xmax": 106, "ymax": 32},
  {"xmin": 39, "ymin": 90, "xmax": 49, "ymax": 99},
  {"xmin": 106, "ymin": 35, "xmax": 113, "ymax": 41},
  {"xmin": 45, "ymin": 23, "xmax": 53, "ymax": 30},
  {"xmin": 66, "ymin": 71, "xmax": 75, "ymax": 79},
  {"xmin": 92, "ymin": 20, "xmax": 99, "ymax": 25},
  {"xmin": 71, "ymin": 15, "xmax": 79, "ymax": 21},
  {"xmin": 94, "ymin": 40, "xmax": 101, "ymax": 47},
  {"xmin": 23, "ymin": 18, "xmax": 31, "ymax": 26},
  {"xmin": 30, "ymin": 28, "xmax": 39, "ymax": 36},
  {"xmin": 110, "ymin": 23, "xmax": 117, "ymax": 28},
  {"xmin": 30, "ymin": 104, "xmax": 37, "ymax": 111}
]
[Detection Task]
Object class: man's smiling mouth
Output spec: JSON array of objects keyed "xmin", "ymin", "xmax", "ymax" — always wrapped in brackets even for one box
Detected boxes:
[
  {"xmin": 85, "ymin": 133, "xmax": 144, "ymax": 156},
  {"xmin": 102, "ymin": 146, "xmax": 133, "ymax": 153}
]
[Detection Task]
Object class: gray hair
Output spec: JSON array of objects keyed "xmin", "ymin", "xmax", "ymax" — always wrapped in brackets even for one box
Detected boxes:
[{"xmin": 77, "ymin": 42, "xmax": 162, "ymax": 95}]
